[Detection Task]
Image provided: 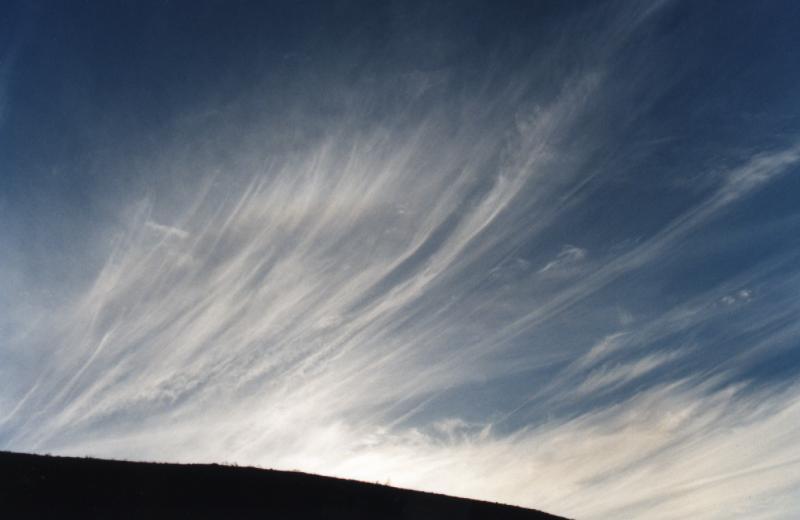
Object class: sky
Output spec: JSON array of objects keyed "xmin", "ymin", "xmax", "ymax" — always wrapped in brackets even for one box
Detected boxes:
[{"xmin": 1, "ymin": 1, "xmax": 799, "ymax": 518}]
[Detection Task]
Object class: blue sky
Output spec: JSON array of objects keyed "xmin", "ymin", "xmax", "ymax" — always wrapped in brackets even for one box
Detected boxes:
[{"xmin": 1, "ymin": 1, "xmax": 799, "ymax": 518}]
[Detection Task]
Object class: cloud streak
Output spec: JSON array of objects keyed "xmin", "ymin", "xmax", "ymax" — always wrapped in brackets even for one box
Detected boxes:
[{"xmin": 1, "ymin": 2, "xmax": 799, "ymax": 518}]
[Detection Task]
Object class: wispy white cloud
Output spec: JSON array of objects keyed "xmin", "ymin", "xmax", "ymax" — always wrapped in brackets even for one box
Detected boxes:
[
  {"xmin": 539, "ymin": 245, "xmax": 587, "ymax": 274},
  {"xmin": 1, "ymin": 2, "xmax": 799, "ymax": 519},
  {"xmin": 3, "ymin": 126, "xmax": 797, "ymax": 519},
  {"xmin": 575, "ymin": 349, "xmax": 684, "ymax": 396},
  {"xmin": 40, "ymin": 376, "xmax": 800, "ymax": 520}
]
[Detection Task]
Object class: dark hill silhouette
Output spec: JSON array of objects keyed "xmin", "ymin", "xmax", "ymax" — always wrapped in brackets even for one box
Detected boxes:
[{"xmin": 0, "ymin": 451, "xmax": 568, "ymax": 519}]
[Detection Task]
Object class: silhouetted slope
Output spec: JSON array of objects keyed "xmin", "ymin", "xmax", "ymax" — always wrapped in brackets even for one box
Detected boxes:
[{"xmin": 0, "ymin": 451, "xmax": 568, "ymax": 519}]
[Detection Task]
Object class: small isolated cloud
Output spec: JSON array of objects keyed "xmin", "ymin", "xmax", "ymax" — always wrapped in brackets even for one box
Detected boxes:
[
  {"xmin": 145, "ymin": 220, "xmax": 189, "ymax": 239},
  {"xmin": 721, "ymin": 288, "xmax": 753, "ymax": 306},
  {"xmin": 538, "ymin": 244, "xmax": 587, "ymax": 274}
]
